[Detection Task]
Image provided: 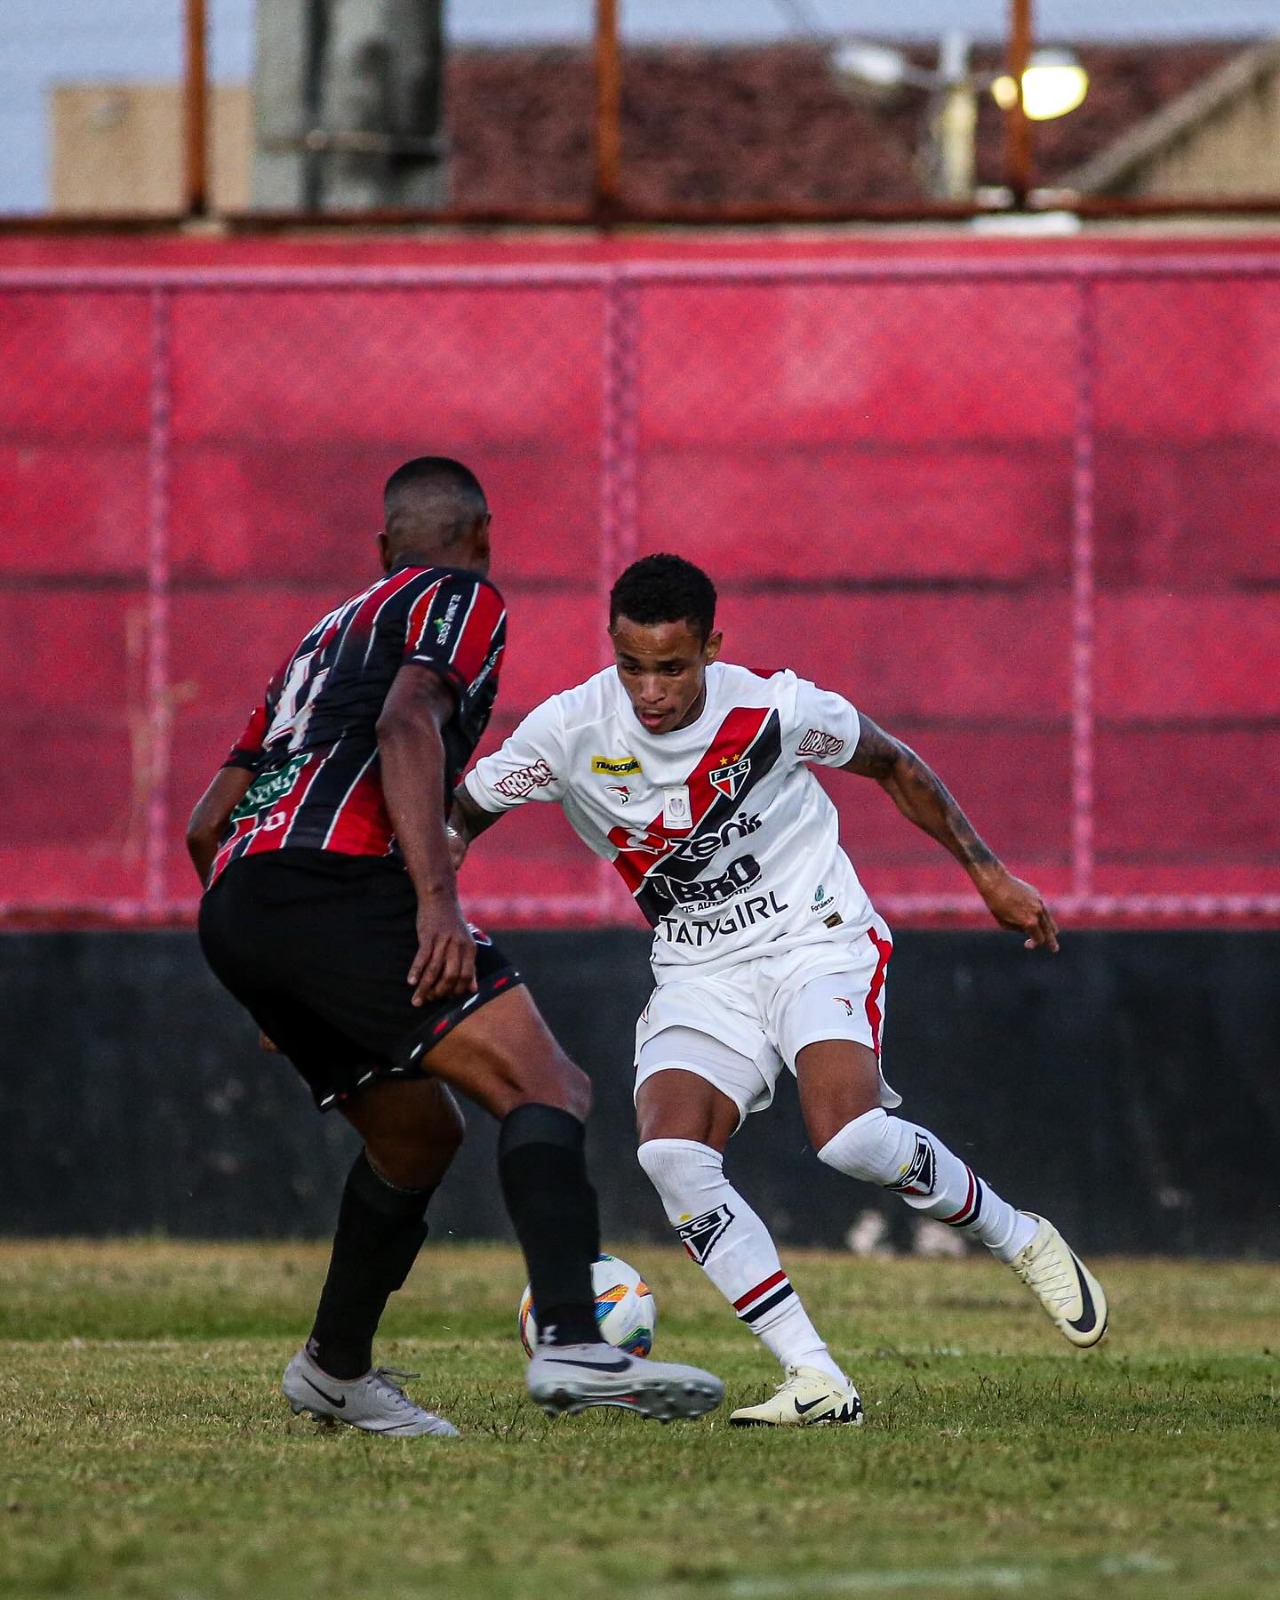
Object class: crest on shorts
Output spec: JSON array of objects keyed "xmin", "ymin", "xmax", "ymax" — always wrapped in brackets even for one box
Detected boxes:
[
  {"xmin": 709, "ymin": 756, "xmax": 751, "ymax": 800},
  {"xmin": 886, "ymin": 1134, "xmax": 936, "ymax": 1197},
  {"xmin": 677, "ymin": 1204, "xmax": 735, "ymax": 1264}
]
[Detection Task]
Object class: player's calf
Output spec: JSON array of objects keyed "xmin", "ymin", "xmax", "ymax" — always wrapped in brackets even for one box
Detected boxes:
[{"xmin": 638, "ymin": 1137, "xmax": 848, "ymax": 1385}]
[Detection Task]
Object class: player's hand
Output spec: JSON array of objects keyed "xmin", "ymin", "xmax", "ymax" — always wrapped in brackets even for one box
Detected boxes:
[
  {"xmin": 259, "ymin": 1031, "xmax": 278, "ymax": 1052},
  {"xmin": 446, "ymin": 823, "xmax": 468, "ymax": 873},
  {"xmin": 974, "ymin": 866, "xmax": 1060, "ymax": 952},
  {"xmin": 408, "ymin": 893, "xmax": 478, "ymax": 1004}
]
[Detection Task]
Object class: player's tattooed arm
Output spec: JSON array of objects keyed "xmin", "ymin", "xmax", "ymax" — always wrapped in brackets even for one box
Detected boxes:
[
  {"xmin": 186, "ymin": 765, "xmax": 255, "ymax": 886},
  {"xmin": 448, "ymin": 788, "xmax": 505, "ymax": 869},
  {"xmin": 842, "ymin": 715, "xmax": 1059, "ymax": 951}
]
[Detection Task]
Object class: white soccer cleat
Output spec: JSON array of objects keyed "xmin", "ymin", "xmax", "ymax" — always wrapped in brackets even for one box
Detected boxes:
[
  {"xmin": 282, "ymin": 1346, "xmax": 460, "ymax": 1437},
  {"xmin": 729, "ymin": 1365, "xmax": 864, "ymax": 1427},
  {"xmin": 1009, "ymin": 1214, "xmax": 1109, "ymax": 1348},
  {"xmin": 526, "ymin": 1341, "xmax": 723, "ymax": 1422}
]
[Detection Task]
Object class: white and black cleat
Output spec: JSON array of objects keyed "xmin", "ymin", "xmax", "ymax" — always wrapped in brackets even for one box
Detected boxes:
[
  {"xmin": 729, "ymin": 1365, "xmax": 865, "ymax": 1427},
  {"xmin": 282, "ymin": 1346, "xmax": 459, "ymax": 1437},
  {"xmin": 1009, "ymin": 1214, "xmax": 1109, "ymax": 1348},
  {"xmin": 526, "ymin": 1341, "xmax": 723, "ymax": 1423}
]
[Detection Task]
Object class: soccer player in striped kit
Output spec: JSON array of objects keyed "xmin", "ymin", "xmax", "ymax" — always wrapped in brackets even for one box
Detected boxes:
[
  {"xmin": 188, "ymin": 467, "xmax": 722, "ymax": 1435},
  {"xmin": 452, "ymin": 553, "xmax": 1108, "ymax": 1427}
]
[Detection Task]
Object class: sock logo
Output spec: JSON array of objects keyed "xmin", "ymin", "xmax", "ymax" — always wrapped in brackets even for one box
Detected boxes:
[
  {"xmin": 677, "ymin": 1204, "xmax": 735, "ymax": 1264},
  {"xmin": 886, "ymin": 1133, "xmax": 936, "ymax": 1197}
]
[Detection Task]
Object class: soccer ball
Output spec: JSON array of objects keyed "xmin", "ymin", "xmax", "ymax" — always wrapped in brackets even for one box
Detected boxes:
[{"xmin": 518, "ymin": 1253, "xmax": 656, "ymax": 1358}]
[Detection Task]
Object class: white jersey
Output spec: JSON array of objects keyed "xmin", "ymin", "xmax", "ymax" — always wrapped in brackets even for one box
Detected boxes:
[{"xmin": 464, "ymin": 662, "xmax": 877, "ymax": 976}]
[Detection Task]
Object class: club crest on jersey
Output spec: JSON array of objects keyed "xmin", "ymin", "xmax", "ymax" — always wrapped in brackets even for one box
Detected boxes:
[
  {"xmin": 677, "ymin": 1204, "xmax": 735, "ymax": 1264},
  {"xmin": 709, "ymin": 756, "xmax": 751, "ymax": 800},
  {"xmin": 606, "ymin": 783, "xmax": 632, "ymax": 802},
  {"xmin": 592, "ymin": 755, "xmax": 641, "ymax": 777},
  {"xmin": 887, "ymin": 1134, "xmax": 937, "ymax": 1197}
]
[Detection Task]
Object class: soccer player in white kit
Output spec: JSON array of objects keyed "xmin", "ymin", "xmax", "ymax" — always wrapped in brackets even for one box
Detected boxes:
[{"xmin": 453, "ymin": 555, "xmax": 1108, "ymax": 1426}]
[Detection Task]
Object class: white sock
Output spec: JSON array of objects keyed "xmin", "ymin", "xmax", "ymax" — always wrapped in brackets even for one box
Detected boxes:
[
  {"xmin": 817, "ymin": 1109, "xmax": 1037, "ymax": 1264},
  {"xmin": 637, "ymin": 1138, "xmax": 846, "ymax": 1381}
]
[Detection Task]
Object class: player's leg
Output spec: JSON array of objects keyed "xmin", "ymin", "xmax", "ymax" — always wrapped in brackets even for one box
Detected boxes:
[
  {"xmin": 300, "ymin": 1076, "xmax": 464, "ymax": 1384},
  {"xmin": 424, "ymin": 988, "xmax": 724, "ymax": 1421},
  {"xmin": 783, "ymin": 937, "xmax": 1106, "ymax": 1347},
  {"xmin": 634, "ymin": 1031, "xmax": 861, "ymax": 1426}
]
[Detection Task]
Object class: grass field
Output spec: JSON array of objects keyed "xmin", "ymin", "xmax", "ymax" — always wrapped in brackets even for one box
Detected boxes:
[{"xmin": 1, "ymin": 1242, "xmax": 1276, "ymax": 1600}]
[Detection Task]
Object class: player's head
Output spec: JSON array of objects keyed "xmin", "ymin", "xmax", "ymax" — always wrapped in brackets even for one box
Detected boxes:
[
  {"xmin": 608, "ymin": 554, "xmax": 722, "ymax": 736},
  {"xmin": 379, "ymin": 457, "xmax": 491, "ymax": 574}
]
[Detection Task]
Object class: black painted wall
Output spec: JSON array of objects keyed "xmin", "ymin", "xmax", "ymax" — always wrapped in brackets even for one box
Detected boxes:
[{"xmin": 1, "ymin": 930, "xmax": 1276, "ymax": 1255}]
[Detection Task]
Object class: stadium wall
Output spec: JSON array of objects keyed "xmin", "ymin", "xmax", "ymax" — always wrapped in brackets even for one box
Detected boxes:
[
  {"xmin": 2, "ymin": 232, "xmax": 1278, "ymax": 931},
  {"xmin": 2, "ymin": 927, "xmax": 1277, "ymax": 1256}
]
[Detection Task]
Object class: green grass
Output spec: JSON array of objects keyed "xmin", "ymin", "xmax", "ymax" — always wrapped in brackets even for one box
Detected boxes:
[{"xmin": 1, "ymin": 1242, "xmax": 1277, "ymax": 1600}]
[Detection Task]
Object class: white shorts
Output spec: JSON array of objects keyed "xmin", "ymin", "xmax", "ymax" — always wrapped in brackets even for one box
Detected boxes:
[{"xmin": 634, "ymin": 915, "xmax": 902, "ymax": 1126}]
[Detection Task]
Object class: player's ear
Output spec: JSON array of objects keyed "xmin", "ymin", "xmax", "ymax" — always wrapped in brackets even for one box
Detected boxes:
[
  {"xmin": 704, "ymin": 629, "xmax": 723, "ymax": 664},
  {"xmin": 377, "ymin": 530, "xmax": 393, "ymax": 572}
]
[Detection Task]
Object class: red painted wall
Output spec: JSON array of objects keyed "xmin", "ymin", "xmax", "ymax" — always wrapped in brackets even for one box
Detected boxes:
[{"xmin": 2, "ymin": 233, "xmax": 1277, "ymax": 926}]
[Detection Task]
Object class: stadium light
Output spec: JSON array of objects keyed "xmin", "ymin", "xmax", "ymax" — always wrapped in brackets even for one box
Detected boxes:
[
  {"xmin": 992, "ymin": 50, "xmax": 1089, "ymax": 121},
  {"xmin": 831, "ymin": 35, "xmax": 1089, "ymax": 198}
]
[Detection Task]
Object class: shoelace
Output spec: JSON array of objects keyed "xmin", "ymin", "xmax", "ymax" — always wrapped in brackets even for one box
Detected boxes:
[
  {"xmin": 370, "ymin": 1367, "xmax": 422, "ymax": 1408},
  {"xmin": 1013, "ymin": 1248, "xmax": 1077, "ymax": 1312}
]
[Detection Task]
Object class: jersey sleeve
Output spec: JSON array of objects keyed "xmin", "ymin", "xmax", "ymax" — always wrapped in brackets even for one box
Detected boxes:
[
  {"xmin": 789, "ymin": 676, "xmax": 861, "ymax": 767},
  {"xmin": 222, "ymin": 661, "xmax": 287, "ymax": 771},
  {"xmin": 463, "ymin": 697, "xmax": 568, "ymax": 812},
  {"xmin": 400, "ymin": 573, "xmax": 507, "ymax": 697}
]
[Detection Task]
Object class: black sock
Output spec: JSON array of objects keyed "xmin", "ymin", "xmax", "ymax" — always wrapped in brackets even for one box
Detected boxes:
[
  {"xmin": 307, "ymin": 1151, "xmax": 433, "ymax": 1380},
  {"xmin": 498, "ymin": 1103, "xmax": 603, "ymax": 1347}
]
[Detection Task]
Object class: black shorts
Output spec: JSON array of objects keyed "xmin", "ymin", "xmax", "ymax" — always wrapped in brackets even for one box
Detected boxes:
[{"xmin": 198, "ymin": 849, "xmax": 522, "ymax": 1112}]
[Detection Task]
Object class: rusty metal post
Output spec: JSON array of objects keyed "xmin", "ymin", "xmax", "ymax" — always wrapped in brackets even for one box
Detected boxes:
[
  {"xmin": 1003, "ymin": 0, "xmax": 1033, "ymax": 207},
  {"xmin": 594, "ymin": 0, "xmax": 622, "ymax": 219},
  {"xmin": 184, "ymin": 0, "xmax": 210, "ymax": 215}
]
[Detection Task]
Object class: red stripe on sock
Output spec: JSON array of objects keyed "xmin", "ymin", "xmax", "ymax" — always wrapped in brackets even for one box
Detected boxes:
[
  {"xmin": 733, "ymin": 1270, "xmax": 787, "ymax": 1312},
  {"xmin": 939, "ymin": 1167, "xmax": 977, "ymax": 1226}
]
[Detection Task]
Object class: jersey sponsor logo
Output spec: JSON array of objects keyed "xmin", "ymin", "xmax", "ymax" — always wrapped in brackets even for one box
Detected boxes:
[
  {"xmin": 609, "ymin": 811, "xmax": 761, "ymax": 865},
  {"xmin": 678, "ymin": 1204, "xmax": 734, "ymax": 1264},
  {"xmin": 709, "ymin": 755, "xmax": 751, "ymax": 800},
  {"xmin": 229, "ymin": 754, "xmax": 307, "ymax": 820},
  {"xmin": 433, "ymin": 591, "xmax": 463, "ymax": 645},
  {"xmin": 493, "ymin": 759, "xmax": 555, "ymax": 800},
  {"xmin": 811, "ymin": 883, "xmax": 835, "ymax": 913},
  {"xmin": 887, "ymin": 1133, "xmax": 937, "ymax": 1198},
  {"xmin": 592, "ymin": 755, "xmax": 642, "ymax": 776},
  {"xmin": 798, "ymin": 728, "xmax": 845, "ymax": 760},
  {"xmin": 651, "ymin": 852, "xmax": 761, "ymax": 909},
  {"xmin": 657, "ymin": 890, "xmax": 789, "ymax": 946}
]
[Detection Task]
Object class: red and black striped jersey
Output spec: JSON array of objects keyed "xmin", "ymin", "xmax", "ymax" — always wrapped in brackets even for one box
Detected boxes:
[{"xmin": 208, "ymin": 562, "xmax": 505, "ymax": 885}]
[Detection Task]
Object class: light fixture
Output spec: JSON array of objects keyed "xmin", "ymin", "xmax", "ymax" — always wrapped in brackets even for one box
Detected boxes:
[{"xmin": 992, "ymin": 49, "xmax": 1089, "ymax": 121}]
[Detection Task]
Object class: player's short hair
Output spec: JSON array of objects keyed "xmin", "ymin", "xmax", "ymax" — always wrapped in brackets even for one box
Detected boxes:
[
  {"xmin": 609, "ymin": 554, "xmax": 717, "ymax": 642},
  {"xmin": 383, "ymin": 457, "xmax": 488, "ymax": 550}
]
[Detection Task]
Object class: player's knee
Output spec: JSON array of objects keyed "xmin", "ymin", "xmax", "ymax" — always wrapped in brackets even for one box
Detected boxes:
[
  {"xmin": 637, "ymin": 1138, "xmax": 722, "ymax": 1209},
  {"xmin": 509, "ymin": 1051, "xmax": 592, "ymax": 1122},
  {"xmin": 815, "ymin": 1106, "xmax": 902, "ymax": 1183}
]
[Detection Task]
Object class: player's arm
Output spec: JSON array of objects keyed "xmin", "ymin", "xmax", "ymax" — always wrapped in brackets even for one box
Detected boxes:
[
  {"xmin": 186, "ymin": 767, "xmax": 255, "ymax": 886},
  {"xmin": 377, "ymin": 661, "xmax": 477, "ymax": 1004},
  {"xmin": 842, "ymin": 715, "xmax": 1059, "ymax": 952},
  {"xmin": 447, "ymin": 787, "xmax": 505, "ymax": 869}
]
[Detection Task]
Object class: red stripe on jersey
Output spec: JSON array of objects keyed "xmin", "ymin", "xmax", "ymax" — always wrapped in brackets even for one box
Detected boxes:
[
  {"xmin": 323, "ymin": 764, "xmax": 395, "ymax": 856},
  {"xmin": 449, "ymin": 584, "xmax": 505, "ymax": 687},
  {"xmin": 608, "ymin": 705, "xmax": 774, "ymax": 895},
  {"xmin": 239, "ymin": 752, "xmax": 328, "ymax": 859},
  {"xmin": 864, "ymin": 928, "xmax": 893, "ymax": 1058},
  {"xmin": 403, "ymin": 578, "xmax": 447, "ymax": 656},
  {"xmin": 733, "ymin": 1270, "xmax": 787, "ymax": 1312}
]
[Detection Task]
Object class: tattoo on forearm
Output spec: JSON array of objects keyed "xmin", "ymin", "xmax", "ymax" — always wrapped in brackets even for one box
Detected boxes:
[{"xmin": 845, "ymin": 715, "xmax": 997, "ymax": 870}]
